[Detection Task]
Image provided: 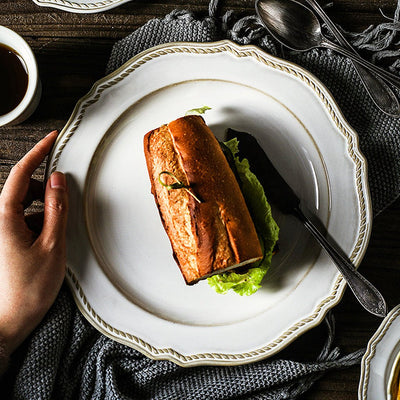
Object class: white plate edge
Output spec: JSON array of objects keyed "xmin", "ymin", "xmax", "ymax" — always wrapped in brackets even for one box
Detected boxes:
[
  {"xmin": 32, "ymin": 0, "xmax": 130, "ymax": 13},
  {"xmin": 359, "ymin": 304, "xmax": 400, "ymax": 399}
]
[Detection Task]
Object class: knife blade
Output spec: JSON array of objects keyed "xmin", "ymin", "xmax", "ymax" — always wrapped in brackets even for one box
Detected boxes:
[{"xmin": 226, "ymin": 128, "xmax": 300, "ymax": 214}]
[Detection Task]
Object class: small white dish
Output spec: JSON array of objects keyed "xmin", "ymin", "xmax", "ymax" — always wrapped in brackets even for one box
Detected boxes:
[
  {"xmin": 47, "ymin": 40, "xmax": 372, "ymax": 367},
  {"xmin": 359, "ymin": 305, "xmax": 400, "ymax": 399},
  {"xmin": 32, "ymin": 0, "xmax": 132, "ymax": 13},
  {"xmin": 0, "ymin": 26, "xmax": 41, "ymax": 126}
]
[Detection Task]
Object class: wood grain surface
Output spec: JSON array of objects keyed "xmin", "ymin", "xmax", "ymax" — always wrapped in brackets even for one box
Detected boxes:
[{"xmin": 0, "ymin": 1, "xmax": 399, "ymax": 399}]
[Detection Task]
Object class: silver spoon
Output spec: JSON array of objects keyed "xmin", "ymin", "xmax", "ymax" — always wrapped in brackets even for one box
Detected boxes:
[
  {"xmin": 303, "ymin": 0, "xmax": 400, "ymax": 117},
  {"xmin": 255, "ymin": 0, "xmax": 400, "ymax": 90}
]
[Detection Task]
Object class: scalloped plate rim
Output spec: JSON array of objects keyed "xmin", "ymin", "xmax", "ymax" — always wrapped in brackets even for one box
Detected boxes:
[
  {"xmin": 32, "ymin": 0, "xmax": 132, "ymax": 13},
  {"xmin": 359, "ymin": 305, "xmax": 400, "ymax": 399}
]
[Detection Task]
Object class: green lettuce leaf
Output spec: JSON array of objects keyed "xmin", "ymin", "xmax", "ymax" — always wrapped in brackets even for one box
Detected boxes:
[{"xmin": 207, "ymin": 138, "xmax": 279, "ymax": 296}]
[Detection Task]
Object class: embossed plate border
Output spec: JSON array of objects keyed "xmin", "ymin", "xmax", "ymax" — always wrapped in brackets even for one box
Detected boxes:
[
  {"xmin": 32, "ymin": 0, "xmax": 131, "ymax": 13},
  {"xmin": 359, "ymin": 305, "xmax": 400, "ymax": 399}
]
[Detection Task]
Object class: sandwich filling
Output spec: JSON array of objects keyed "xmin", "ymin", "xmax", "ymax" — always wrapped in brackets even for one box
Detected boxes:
[{"xmin": 207, "ymin": 138, "xmax": 279, "ymax": 296}]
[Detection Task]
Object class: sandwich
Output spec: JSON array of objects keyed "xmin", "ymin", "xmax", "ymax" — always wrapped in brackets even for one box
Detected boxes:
[{"xmin": 144, "ymin": 113, "xmax": 279, "ymax": 295}]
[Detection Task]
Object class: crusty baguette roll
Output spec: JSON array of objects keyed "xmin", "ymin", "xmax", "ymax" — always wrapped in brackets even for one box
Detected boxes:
[{"xmin": 144, "ymin": 115, "xmax": 263, "ymax": 284}]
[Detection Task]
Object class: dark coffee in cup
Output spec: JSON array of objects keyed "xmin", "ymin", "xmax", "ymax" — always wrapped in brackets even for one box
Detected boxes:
[
  {"xmin": 0, "ymin": 26, "xmax": 40, "ymax": 126},
  {"xmin": 0, "ymin": 43, "xmax": 28, "ymax": 116}
]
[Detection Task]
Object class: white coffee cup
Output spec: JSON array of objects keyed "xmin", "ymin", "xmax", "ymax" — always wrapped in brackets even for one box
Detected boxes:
[{"xmin": 0, "ymin": 26, "xmax": 41, "ymax": 127}]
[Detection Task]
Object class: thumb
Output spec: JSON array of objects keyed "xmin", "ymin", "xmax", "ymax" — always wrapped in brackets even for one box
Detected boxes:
[{"xmin": 39, "ymin": 171, "xmax": 68, "ymax": 251}]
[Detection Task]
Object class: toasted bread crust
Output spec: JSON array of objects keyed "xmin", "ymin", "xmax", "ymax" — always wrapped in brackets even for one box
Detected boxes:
[{"xmin": 144, "ymin": 115, "xmax": 262, "ymax": 284}]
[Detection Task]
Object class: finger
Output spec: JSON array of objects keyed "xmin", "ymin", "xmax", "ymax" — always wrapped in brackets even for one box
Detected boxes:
[
  {"xmin": 39, "ymin": 171, "xmax": 68, "ymax": 252},
  {"xmin": 23, "ymin": 178, "xmax": 45, "ymax": 209},
  {"xmin": 0, "ymin": 130, "xmax": 58, "ymax": 213},
  {"xmin": 25, "ymin": 211, "xmax": 44, "ymax": 235}
]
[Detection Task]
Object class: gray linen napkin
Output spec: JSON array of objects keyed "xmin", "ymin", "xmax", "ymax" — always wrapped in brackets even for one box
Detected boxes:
[
  {"xmin": 2, "ymin": 0, "xmax": 399, "ymax": 398},
  {"xmin": 3, "ymin": 287, "xmax": 363, "ymax": 400}
]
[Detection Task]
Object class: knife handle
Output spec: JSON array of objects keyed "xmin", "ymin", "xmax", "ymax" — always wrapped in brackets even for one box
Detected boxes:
[{"xmin": 293, "ymin": 207, "xmax": 387, "ymax": 317}]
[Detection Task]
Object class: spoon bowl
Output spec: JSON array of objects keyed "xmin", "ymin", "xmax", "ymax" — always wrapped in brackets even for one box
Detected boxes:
[{"xmin": 256, "ymin": 0, "xmax": 323, "ymax": 51}]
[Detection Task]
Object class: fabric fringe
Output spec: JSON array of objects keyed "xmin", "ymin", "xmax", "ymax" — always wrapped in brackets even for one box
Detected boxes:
[
  {"xmin": 273, "ymin": 312, "xmax": 364, "ymax": 399},
  {"xmin": 343, "ymin": 1, "xmax": 400, "ymax": 70}
]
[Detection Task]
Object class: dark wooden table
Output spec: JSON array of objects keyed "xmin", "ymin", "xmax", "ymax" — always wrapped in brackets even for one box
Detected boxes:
[{"xmin": 0, "ymin": 1, "xmax": 399, "ymax": 398}]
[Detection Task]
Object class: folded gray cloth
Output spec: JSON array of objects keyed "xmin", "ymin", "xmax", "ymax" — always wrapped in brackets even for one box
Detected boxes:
[
  {"xmin": 3, "ymin": 0, "xmax": 399, "ymax": 398},
  {"xmin": 2, "ymin": 285, "xmax": 364, "ymax": 400}
]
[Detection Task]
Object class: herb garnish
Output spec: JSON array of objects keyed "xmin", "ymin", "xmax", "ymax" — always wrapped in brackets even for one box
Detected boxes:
[
  {"xmin": 185, "ymin": 106, "xmax": 211, "ymax": 116},
  {"xmin": 158, "ymin": 171, "xmax": 202, "ymax": 203}
]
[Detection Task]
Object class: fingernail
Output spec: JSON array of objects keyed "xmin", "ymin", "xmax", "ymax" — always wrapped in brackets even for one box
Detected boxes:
[
  {"xmin": 46, "ymin": 130, "xmax": 58, "ymax": 138},
  {"xmin": 50, "ymin": 172, "xmax": 66, "ymax": 190}
]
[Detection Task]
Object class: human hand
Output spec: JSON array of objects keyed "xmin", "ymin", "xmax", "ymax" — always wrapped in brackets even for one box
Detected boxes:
[{"xmin": 0, "ymin": 131, "xmax": 68, "ymax": 357}]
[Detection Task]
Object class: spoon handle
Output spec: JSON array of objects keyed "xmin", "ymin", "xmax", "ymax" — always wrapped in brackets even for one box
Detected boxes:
[
  {"xmin": 293, "ymin": 207, "xmax": 387, "ymax": 317},
  {"xmin": 304, "ymin": 0, "xmax": 400, "ymax": 117},
  {"xmin": 322, "ymin": 39, "xmax": 400, "ymax": 89}
]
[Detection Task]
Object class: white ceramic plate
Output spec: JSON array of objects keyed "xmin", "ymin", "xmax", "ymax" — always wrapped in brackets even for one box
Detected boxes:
[
  {"xmin": 359, "ymin": 305, "xmax": 400, "ymax": 399},
  {"xmin": 47, "ymin": 40, "xmax": 372, "ymax": 367},
  {"xmin": 32, "ymin": 0, "xmax": 131, "ymax": 13}
]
